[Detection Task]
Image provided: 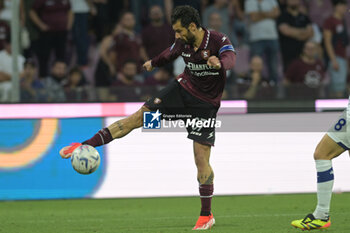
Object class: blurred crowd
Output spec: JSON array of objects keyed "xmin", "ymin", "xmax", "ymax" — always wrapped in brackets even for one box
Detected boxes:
[{"xmin": 0, "ymin": 0, "xmax": 349, "ymax": 103}]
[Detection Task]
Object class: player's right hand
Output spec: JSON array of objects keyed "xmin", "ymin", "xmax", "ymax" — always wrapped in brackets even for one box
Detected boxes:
[
  {"xmin": 207, "ymin": 56, "xmax": 221, "ymax": 70},
  {"xmin": 143, "ymin": 60, "xmax": 154, "ymax": 72}
]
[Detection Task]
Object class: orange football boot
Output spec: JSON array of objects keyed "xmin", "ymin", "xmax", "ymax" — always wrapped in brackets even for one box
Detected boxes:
[
  {"xmin": 192, "ymin": 213, "xmax": 215, "ymax": 230},
  {"xmin": 59, "ymin": 143, "xmax": 82, "ymax": 159}
]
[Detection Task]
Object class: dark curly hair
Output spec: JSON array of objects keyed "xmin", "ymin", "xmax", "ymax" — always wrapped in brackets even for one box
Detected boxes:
[{"xmin": 171, "ymin": 5, "xmax": 201, "ymax": 28}]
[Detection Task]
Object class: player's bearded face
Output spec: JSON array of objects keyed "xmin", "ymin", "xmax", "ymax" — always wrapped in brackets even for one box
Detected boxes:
[
  {"xmin": 173, "ymin": 21, "xmax": 196, "ymax": 45},
  {"xmin": 185, "ymin": 29, "xmax": 196, "ymax": 45}
]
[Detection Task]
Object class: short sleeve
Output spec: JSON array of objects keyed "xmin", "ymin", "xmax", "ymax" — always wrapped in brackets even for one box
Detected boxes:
[
  {"xmin": 245, "ymin": 0, "xmax": 258, "ymax": 14},
  {"xmin": 323, "ymin": 17, "xmax": 334, "ymax": 31}
]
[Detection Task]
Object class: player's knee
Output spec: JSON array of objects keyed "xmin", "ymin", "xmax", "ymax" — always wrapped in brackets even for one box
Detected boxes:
[
  {"xmin": 313, "ymin": 147, "xmax": 332, "ymax": 160},
  {"xmin": 134, "ymin": 108, "xmax": 144, "ymax": 127},
  {"xmin": 313, "ymin": 149, "xmax": 323, "ymax": 160},
  {"xmin": 194, "ymin": 152, "xmax": 210, "ymax": 170},
  {"xmin": 195, "ymin": 155, "xmax": 208, "ymax": 170},
  {"xmin": 133, "ymin": 106, "xmax": 150, "ymax": 128},
  {"xmin": 194, "ymin": 142, "xmax": 211, "ymax": 169}
]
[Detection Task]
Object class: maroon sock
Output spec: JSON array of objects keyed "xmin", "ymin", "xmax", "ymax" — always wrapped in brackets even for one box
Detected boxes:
[
  {"xmin": 199, "ymin": 184, "xmax": 214, "ymax": 216},
  {"xmin": 82, "ymin": 128, "xmax": 113, "ymax": 147}
]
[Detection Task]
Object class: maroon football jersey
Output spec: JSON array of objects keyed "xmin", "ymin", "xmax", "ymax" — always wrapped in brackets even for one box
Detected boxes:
[
  {"xmin": 113, "ymin": 32, "xmax": 143, "ymax": 72},
  {"xmin": 32, "ymin": 0, "xmax": 71, "ymax": 32},
  {"xmin": 151, "ymin": 28, "xmax": 235, "ymax": 107},
  {"xmin": 285, "ymin": 58, "xmax": 325, "ymax": 86}
]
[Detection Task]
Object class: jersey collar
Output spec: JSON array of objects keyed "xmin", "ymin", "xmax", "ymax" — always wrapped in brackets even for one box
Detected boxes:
[{"xmin": 198, "ymin": 27, "xmax": 210, "ymax": 50}]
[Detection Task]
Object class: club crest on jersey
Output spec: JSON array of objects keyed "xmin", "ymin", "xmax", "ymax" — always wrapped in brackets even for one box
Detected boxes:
[{"xmin": 201, "ymin": 50, "xmax": 210, "ymax": 60}]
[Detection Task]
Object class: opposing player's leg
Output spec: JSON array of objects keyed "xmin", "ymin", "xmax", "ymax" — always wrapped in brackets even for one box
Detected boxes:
[
  {"xmin": 291, "ymin": 134, "xmax": 345, "ymax": 230},
  {"xmin": 59, "ymin": 106, "xmax": 150, "ymax": 158},
  {"xmin": 192, "ymin": 141, "xmax": 215, "ymax": 230}
]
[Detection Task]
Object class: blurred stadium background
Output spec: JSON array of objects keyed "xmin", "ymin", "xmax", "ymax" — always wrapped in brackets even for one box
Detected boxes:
[{"xmin": 2, "ymin": 0, "xmax": 350, "ymax": 232}]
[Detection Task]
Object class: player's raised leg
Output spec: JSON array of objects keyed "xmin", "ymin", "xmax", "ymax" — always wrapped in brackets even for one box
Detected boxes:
[
  {"xmin": 59, "ymin": 106, "xmax": 150, "ymax": 158},
  {"xmin": 291, "ymin": 134, "xmax": 345, "ymax": 230},
  {"xmin": 192, "ymin": 141, "xmax": 215, "ymax": 230}
]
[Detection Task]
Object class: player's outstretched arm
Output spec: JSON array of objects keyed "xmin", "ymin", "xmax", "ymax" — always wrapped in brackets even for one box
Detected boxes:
[{"xmin": 149, "ymin": 40, "xmax": 182, "ymax": 69}]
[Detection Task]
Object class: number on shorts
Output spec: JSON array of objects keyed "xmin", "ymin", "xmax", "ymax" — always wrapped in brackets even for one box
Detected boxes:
[{"xmin": 334, "ymin": 118, "xmax": 346, "ymax": 131}]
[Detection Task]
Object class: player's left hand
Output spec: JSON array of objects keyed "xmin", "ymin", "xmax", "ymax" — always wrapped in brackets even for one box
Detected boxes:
[{"xmin": 207, "ymin": 56, "xmax": 221, "ymax": 70}]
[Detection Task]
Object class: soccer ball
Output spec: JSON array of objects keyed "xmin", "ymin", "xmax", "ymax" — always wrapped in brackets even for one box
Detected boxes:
[{"xmin": 71, "ymin": 145, "xmax": 100, "ymax": 174}]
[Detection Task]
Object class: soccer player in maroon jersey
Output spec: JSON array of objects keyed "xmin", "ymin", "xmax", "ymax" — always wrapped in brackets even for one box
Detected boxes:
[{"xmin": 60, "ymin": 5, "xmax": 236, "ymax": 230}]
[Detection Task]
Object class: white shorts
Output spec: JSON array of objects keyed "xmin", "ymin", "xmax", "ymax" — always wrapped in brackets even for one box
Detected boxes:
[{"xmin": 327, "ymin": 110, "xmax": 350, "ymax": 150}]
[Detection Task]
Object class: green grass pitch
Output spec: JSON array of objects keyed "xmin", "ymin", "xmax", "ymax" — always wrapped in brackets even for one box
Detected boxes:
[{"xmin": 1, "ymin": 193, "xmax": 350, "ymax": 233}]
